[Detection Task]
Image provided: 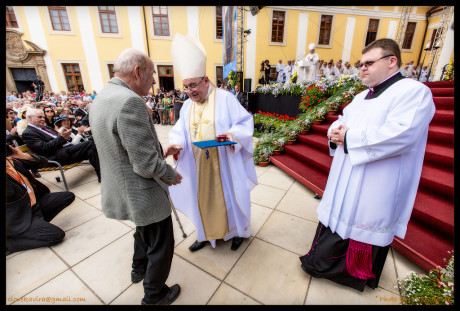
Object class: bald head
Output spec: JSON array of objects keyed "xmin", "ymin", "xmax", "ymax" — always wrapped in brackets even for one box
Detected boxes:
[
  {"xmin": 113, "ymin": 48, "xmax": 150, "ymax": 76},
  {"xmin": 113, "ymin": 48, "xmax": 156, "ymax": 97}
]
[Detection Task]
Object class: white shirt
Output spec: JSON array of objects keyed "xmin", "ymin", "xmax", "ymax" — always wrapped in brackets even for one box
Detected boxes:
[{"xmin": 318, "ymin": 78, "xmax": 435, "ymax": 246}]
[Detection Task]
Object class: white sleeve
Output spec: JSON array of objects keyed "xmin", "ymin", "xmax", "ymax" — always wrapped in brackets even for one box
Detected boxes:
[{"xmin": 346, "ymin": 84, "xmax": 435, "ymax": 166}]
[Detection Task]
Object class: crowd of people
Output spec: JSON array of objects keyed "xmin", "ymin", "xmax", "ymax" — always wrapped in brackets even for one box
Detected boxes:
[
  {"xmin": 265, "ymin": 53, "xmax": 431, "ymax": 84},
  {"xmin": 6, "ymin": 36, "xmax": 437, "ymax": 305}
]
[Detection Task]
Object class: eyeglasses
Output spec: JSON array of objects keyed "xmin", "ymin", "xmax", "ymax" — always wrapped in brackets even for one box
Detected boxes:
[
  {"xmin": 361, "ymin": 55, "xmax": 395, "ymax": 69},
  {"xmin": 183, "ymin": 77, "xmax": 204, "ymax": 92},
  {"xmin": 8, "ymin": 111, "xmax": 15, "ymax": 114},
  {"xmin": 45, "ymin": 110, "xmax": 53, "ymax": 112}
]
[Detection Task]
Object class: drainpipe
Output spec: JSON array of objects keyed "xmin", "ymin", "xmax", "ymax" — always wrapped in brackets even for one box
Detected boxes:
[{"xmin": 142, "ymin": 6, "xmax": 154, "ymax": 94}]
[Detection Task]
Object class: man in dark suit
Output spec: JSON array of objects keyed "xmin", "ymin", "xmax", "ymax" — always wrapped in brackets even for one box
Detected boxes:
[
  {"xmin": 21, "ymin": 108, "xmax": 101, "ymax": 181},
  {"xmin": 6, "ymin": 144, "xmax": 75, "ymax": 254},
  {"xmin": 234, "ymin": 84, "xmax": 248, "ymax": 110},
  {"xmin": 74, "ymin": 100, "xmax": 88, "ymax": 126}
]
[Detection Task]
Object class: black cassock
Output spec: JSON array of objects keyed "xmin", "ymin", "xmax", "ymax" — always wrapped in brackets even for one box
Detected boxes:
[{"xmin": 299, "ymin": 222, "xmax": 390, "ymax": 292}]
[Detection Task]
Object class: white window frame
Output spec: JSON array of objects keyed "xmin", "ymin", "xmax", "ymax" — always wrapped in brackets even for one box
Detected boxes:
[
  {"xmin": 363, "ymin": 17, "xmax": 382, "ymax": 48},
  {"xmin": 44, "ymin": 6, "xmax": 76, "ymax": 36},
  {"xmin": 214, "ymin": 63, "xmax": 224, "ymax": 85},
  {"xmin": 269, "ymin": 8, "xmax": 288, "ymax": 46},
  {"xmin": 316, "ymin": 13, "xmax": 336, "ymax": 49},
  {"xmin": 6, "ymin": 6, "xmax": 24, "ymax": 33},
  {"xmin": 103, "ymin": 61, "xmax": 116, "ymax": 82},
  {"xmin": 213, "ymin": 6, "xmax": 223, "ymax": 43},
  {"xmin": 56, "ymin": 60, "xmax": 89, "ymax": 92},
  {"xmin": 94, "ymin": 6, "xmax": 122, "ymax": 38},
  {"xmin": 148, "ymin": 6, "xmax": 173, "ymax": 40},
  {"xmin": 155, "ymin": 62, "xmax": 175, "ymax": 89},
  {"xmin": 400, "ymin": 20, "xmax": 419, "ymax": 53}
]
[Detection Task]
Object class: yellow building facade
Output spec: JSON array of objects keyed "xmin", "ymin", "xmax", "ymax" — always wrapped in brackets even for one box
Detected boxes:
[{"xmin": 6, "ymin": 6, "xmax": 454, "ymax": 95}]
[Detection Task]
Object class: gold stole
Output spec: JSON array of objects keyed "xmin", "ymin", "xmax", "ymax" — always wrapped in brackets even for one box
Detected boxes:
[{"xmin": 189, "ymin": 87, "xmax": 229, "ymax": 241}]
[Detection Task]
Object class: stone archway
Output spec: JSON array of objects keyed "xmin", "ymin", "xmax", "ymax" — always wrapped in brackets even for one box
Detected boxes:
[{"xmin": 6, "ymin": 28, "xmax": 50, "ymax": 95}]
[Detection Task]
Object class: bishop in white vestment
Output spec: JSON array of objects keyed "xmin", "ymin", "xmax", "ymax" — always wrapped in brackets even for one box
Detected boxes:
[
  {"xmin": 300, "ymin": 39, "xmax": 435, "ymax": 292},
  {"xmin": 305, "ymin": 43, "xmax": 319, "ymax": 82},
  {"xmin": 166, "ymin": 33, "xmax": 257, "ymax": 252}
]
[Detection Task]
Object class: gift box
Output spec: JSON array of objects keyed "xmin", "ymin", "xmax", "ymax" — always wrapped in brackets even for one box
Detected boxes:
[{"xmin": 216, "ymin": 135, "xmax": 227, "ymax": 142}]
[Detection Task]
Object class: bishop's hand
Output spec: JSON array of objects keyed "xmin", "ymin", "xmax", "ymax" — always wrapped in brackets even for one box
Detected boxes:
[{"xmin": 164, "ymin": 144, "xmax": 183, "ymax": 158}]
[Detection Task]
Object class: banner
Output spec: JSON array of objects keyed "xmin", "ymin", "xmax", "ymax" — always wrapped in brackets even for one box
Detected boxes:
[{"xmin": 223, "ymin": 6, "xmax": 237, "ymax": 79}]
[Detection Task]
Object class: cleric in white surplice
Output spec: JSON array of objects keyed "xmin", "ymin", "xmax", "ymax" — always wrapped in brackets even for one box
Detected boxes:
[
  {"xmin": 164, "ymin": 33, "xmax": 257, "ymax": 253},
  {"xmin": 300, "ymin": 38, "xmax": 435, "ymax": 292}
]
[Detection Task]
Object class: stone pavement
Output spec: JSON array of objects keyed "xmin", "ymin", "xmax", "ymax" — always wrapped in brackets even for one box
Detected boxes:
[{"xmin": 6, "ymin": 123, "xmax": 425, "ymax": 305}]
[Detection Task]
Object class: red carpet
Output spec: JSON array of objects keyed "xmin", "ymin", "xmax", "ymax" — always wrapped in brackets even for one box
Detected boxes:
[{"xmin": 270, "ymin": 81, "xmax": 454, "ymax": 272}]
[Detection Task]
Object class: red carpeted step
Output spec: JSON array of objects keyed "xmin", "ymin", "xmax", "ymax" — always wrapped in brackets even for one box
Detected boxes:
[
  {"xmin": 432, "ymin": 96, "xmax": 454, "ymax": 110},
  {"xmin": 419, "ymin": 164, "xmax": 454, "ymax": 199},
  {"xmin": 430, "ymin": 110, "xmax": 454, "ymax": 126},
  {"xmin": 423, "ymin": 81, "xmax": 454, "ymax": 88},
  {"xmin": 310, "ymin": 123, "xmax": 330, "ymax": 136},
  {"xmin": 283, "ymin": 143, "xmax": 332, "ymax": 173},
  {"xmin": 411, "ymin": 190, "xmax": 454, "ymax": 237},
  {"xmin": 269, "ymin": 153, "xmax": 327, "ymax": 196},
  {"xmin": 427, "ymin": 125, "xmax": 454, "ymax": 145},
  {"xmin": 297, "ymin": 132, "xmax": 330, "ymax": 153},
  {"xmin": 392, "ymin": 219, "xmax": 454, "ymax": 272},
  {"xmin": 429, "ymin": 87, "xmax": 454, "ymax": 97},
  {"xmin": 423, "ymin": 142, "xmax": 454, "ymax": 169}
]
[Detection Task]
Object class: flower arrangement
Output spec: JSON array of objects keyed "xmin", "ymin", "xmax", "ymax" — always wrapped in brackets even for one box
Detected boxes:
[
  {"xmin": 228, "ymin": 70, "xmax": 237, "ymax": 88},
  {"xmin": 256, "ymin": 148, "xmax": 270, "ymax": 163},
  {"xmin": 342, "ymin": 90, "xmax": 354, "ymax": 101},
  {"xmin": 297, "ymin": 118, "xmax": 311, "ymax": 130},
  {"xmin": 442, "ymin": 59, "xmax": 454, "ymax": 81},
  {"xmin": 272, "ymin": 138, "xmax": 284, "ymax": 151},
  {"xmin": 397, "ymin": 251, "xmax": 454, "ymax": 305},
  {"xmin": 290, "ymin": 70, "xmax": 298, "ymax": 83},
  {"xmin": 299, "ymin": 86, "xmax": 328, "ymax": 113},
  {"xmin": 284, "ymin": 130, "xmax": 297, "ymax": 141}
]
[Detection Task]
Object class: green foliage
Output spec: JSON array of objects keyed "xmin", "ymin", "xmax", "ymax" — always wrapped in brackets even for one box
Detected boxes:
[{"xmin": 397, "ymin": 251, "xmax": 454, "ymax": 305}]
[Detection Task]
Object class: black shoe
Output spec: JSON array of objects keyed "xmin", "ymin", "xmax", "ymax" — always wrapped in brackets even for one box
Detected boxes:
[
  {"xmin": 131, "ymin": 270, "xmax": 145, "ymax": 283},
  {"xmin": 141, "ymin": 284, "xmax": 181, "ymax": 305},
  {"xmin": 189, "ymin": 240, "xmax": 208, "ymax": 252},
  {"xmin": 231, "ymin": 237, "xmax": 244, "ymax": 251},
  {"xmin": 32, "ymin": 170, "xmax": 41, "ymax": 178}
]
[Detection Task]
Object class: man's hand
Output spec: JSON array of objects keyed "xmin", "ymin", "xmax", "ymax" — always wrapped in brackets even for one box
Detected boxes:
[
  {"xmin": 328, "ymin": 124, "xmax": 349, "ymax": 145},
  {"xmin": 218, "ymin": 132, "xmax": 234, "ymax": 141},
  {"xmin": 169, "ymin": 171, "xmax": 183, "ymax": 186},
  {"xmin": 77, "ymin": 125, "xmax": 86, "ymax": 135},
  {"xmin": 8, "ymin": 145, "xmax": 34, "ymax": 161},
  {"xmin": 60, "ymin": 128, "xmax": 72, "ymax": 139},
  {"xmin": 218, "ymin": 132, "xmax": 235, "ymax": 150},
  {"xmin": 163, "ymin": 144, "xmax": 183, "ymax": 158}
]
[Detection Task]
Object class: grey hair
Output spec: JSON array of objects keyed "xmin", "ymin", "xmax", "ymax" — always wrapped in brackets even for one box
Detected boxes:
[
  {"xmin": 113, "ymin": 48, "xmax": 149, "ymax": 75},
  {"xmin": 25, "ymin": 108, "xmax": 43, "ymax": 120}
]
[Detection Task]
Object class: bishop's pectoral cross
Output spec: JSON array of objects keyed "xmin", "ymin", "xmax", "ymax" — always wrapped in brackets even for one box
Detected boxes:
[{"xmin": 191, "ymin": 110, "xmax": 210, "ymax": 141}]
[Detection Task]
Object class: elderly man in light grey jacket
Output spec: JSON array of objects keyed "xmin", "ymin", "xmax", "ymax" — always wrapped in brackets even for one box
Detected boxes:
[{"xmin": 90, "ymin": 48, "xmax": 182, "ymax": 305}]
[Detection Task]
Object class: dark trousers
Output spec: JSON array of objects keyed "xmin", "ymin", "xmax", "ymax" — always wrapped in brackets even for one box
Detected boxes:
[
  {"xmin": 52, "ymin": 140, "xmax": 100, "ymax": 178},
  {"xmin": 300, "ymin": 222, "xmax": 390, "ymax": 292},
  {"xmin": 6, "ymin": 191, "xmax": 75, "ymax": 253},
  {"xmin": 132, "ymin": 216, "xmax": 175, "ymax": 300},
  {"xmin": 174, "ymin": 109, "xmax": 180, "ymax": 123}
]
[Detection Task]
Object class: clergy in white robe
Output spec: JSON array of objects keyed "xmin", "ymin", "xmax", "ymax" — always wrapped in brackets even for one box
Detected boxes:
[
  {"xmin": 276, "ymin": 60, "xmax": 285, "ymax": 83},
  {"xmin": 283, "ymin": 61, "xmax": 292, "ymax": 83},
  {"xmin": 300, "ymin": 38, "xmax": 435, "ymax": 292},
  {"xmin": 305, "ymin": 43, "xmax": 319, "ymax": 82},
  {"xmin": 167, "ymin": 33, "xmax": 257, "ymax": 252}
]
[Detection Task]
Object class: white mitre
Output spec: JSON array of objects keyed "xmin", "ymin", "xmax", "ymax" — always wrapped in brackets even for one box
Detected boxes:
[
  {"xmin": 171, "ymin": 33, "xmax": 206, "ymax": 80},
  {"xmin": 309, "ymin": 43, "xmax": 316, "ymax": 51}
]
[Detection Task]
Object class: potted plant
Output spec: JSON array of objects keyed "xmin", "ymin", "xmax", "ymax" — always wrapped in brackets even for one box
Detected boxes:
[
  {"xmin": 297, "ymin": 118, "xmax": 311, "ymax": 134},
  {"xmin": 327, "ymin": 100, "xmax": 340, "ymax": 115},
  {"xmin": 272, "ymin": 138, "xmax": 284, "ymax": 155},
  {"xmin": 284, "ymin": 130, "xmax": 297, "ymax": 144},
  {"xmin": 257, "ymin": 150, "xmax": 270, "ymax": 166},
  {"xmin": 312, "ymin": 108, "xmax": 326, "ymax": 125},
  {"xmin": 342, "ymin": 90, "xmax": 354, "ymax": 106}
]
